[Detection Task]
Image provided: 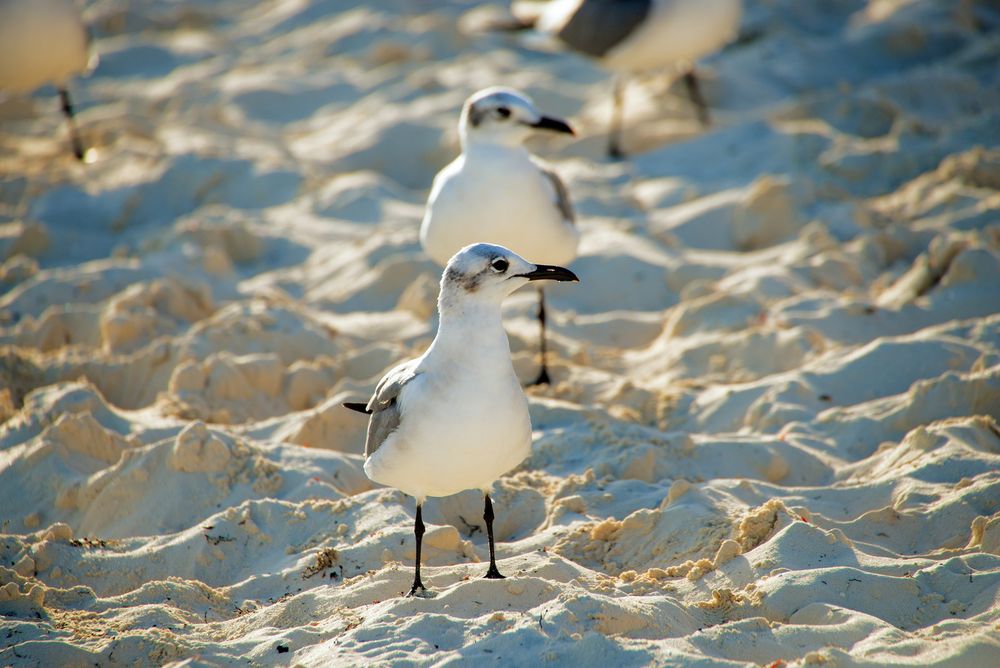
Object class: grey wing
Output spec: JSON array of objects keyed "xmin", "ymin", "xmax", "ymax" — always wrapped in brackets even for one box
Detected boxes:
[
  {"xmin": 364, "ymin": 359, "xmax": 421, "ymax": 459},
  {"xmin": 556, "ymin": 0, "xmax": 652, "ymax": 58},
  {"xmin": 533, "ymin": 158, "xmax": 576, "ymax": 225}
]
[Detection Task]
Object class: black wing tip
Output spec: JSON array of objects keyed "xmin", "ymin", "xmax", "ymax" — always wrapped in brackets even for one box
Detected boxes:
[{"xmin": 342, "ymin": 402, "xmax": 372, "ymax": 414}]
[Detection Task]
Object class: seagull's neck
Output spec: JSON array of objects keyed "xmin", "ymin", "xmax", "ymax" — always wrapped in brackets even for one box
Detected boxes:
[
  {"xmin": 426, "ymin": 297, "xmax": 511, "ymax": 366},
  {"xmin": 461, "ymin": 136, "xmax": 530, "ymax": 162}
]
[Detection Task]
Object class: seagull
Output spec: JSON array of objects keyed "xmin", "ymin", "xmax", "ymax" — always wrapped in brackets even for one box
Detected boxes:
[
  {"xmin": 0, "ymin": 0, "xmax": 97, "ymax": 161},
  {"xmin": 503, "ymin": 0, "xmax": 743, "ymax": 157},
  {"xmin": 344, "ymin": 243, "xmax": 579, "ymax": 596},
  {"xmin": 420, "ymin": 87, "xmax": 579, "ymax": 386}
]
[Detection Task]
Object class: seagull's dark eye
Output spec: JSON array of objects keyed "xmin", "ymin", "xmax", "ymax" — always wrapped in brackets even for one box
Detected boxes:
[
  {"xmin": 496, "ymin": 106, "xmax": 511, "ymax": 119},
  {"xmin": 490, "ymin": 258, "xmax": 509, "ymax": 273}
]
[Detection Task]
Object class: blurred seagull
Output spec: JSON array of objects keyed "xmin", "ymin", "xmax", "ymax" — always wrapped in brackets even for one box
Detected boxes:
[
  {"xmin": 344, "ymin": 243, "xmax": 579, "ymax": 596},
  {"xmin": 503, "ymin": 0, "xmax": 743, "ymax": 157},
  {"xmin": 421, "ymin": 87, "xmax": 579, "ymax": 385},
  {"xmin": 0, "ymin": 0, "xmax": 97, "ymax": 161}
]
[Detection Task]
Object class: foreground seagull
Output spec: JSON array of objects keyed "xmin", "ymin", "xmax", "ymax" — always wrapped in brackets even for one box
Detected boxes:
[
  {"xmin": 505, "ymin": 0, "xmax": 743, "ymax": 157},
  {"xmin": 344, "ymin": 243, "xmax": 578, "ymax": 596},
  {"xmin": 0, "ymin": 0, "xmax": 96, "ymax": 161},
  {"xmin": 420, "ymin": 87, "xmax": 579, "ymax": 385}
]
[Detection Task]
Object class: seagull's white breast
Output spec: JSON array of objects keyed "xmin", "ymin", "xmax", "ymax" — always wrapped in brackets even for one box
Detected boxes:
[
  {"xmin": 363, "ymin": 345, "xmax": 532, "ymax": 501},
  {"xmin": 420, "ymin": 148, "xmax": 579, "ymax": 268}
]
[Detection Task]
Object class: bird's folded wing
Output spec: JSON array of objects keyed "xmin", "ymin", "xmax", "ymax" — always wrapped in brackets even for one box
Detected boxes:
[
  {"xmin": 364, "ymin": 359, "xmax": 421, "ymax": 459},
  {"xmin": 532, "ymin": 157, "xmax": 576, "ymax": 225},
  {"xmin": 549, "ymin": 0, "xmax": 652, "ymax": 58}
]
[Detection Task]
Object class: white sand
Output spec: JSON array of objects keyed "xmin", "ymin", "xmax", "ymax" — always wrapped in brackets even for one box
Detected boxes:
[{"xmin": 2, "ymin": 0, "xmax": 1000, "ymax": 665}]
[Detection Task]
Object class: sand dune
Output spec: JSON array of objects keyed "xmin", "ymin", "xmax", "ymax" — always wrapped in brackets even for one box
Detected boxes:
[{"xmin": 2, "ymin": 0, "xmax": 1000, "ymax": 665}]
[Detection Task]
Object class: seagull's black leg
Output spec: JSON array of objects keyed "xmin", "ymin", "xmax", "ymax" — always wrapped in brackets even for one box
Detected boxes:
[
  {"xmin": 682, "ymin": 71, "xmax": 710, "ymax": 127},
  {"xmin": 528, "ymin": 287, "xmax": 550, "ymax": 386},
  {"xmin": 57, "ymin": 87, "xmax": 85, "ymax": 161},
  {"xmin": 482, "ymin": 494, "xmax": 505, "ymax": 580},
  {"xmin": 608, "ymin": 77, "xmax": 626, "ymax": 159},
  {"xmin": 408, "ymin": 503, "xmax": 427, "ymax": 596}
]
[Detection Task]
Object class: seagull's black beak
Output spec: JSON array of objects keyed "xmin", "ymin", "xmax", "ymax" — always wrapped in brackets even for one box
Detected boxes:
[
  {"xmin": 519, "ymin": 264, "xmax": 579, "ymax": 282},
  {"xmin": 529, "ymin": 116, "xmax": 575, "ymax": 135}
]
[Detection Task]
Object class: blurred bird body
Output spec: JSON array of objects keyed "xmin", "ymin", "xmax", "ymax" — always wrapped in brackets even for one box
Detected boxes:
[
  {"xmin": 510, "ymin": 0, "xmax": 742, "ymax": 156},
  {"xmin": 0, "ymin": 0, "xmax": 95, "ymax": 160},
  {"xmin": 0, "ymin": 0, "xmax": 93, "ymax": 94},
  {"xmin": 516, "ymin": 0, "xmax": 742, "ymax": 73}
]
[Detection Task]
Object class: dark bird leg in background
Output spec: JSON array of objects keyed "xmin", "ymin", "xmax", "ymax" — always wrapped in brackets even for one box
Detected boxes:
[
  {"xmin": 58, "ymin": 86, "xmax": 85, "ymax": 161},
  {"xmin": 482, "ymin": 494, "xmax": 504, "ymax": 579},
  {"xmin": 408, "ymin": 503, "xmax": 426, "ymax": 596},
  {"xmin": 529, "ymin": 287, "xmax": 551, "ymax": 386},
  {"xmin": 682, "ymin": 71, "xmax": 710, "ymax": 127},
  {"xmin": 608, "ymin": 77, "xmax": 626, "ymax": 159}
]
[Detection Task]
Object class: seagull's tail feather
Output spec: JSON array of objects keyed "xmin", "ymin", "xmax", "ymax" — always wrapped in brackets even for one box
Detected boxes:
[{"xmin": 342, "ymin": 402, "xmax": 373, "ymax": 414}]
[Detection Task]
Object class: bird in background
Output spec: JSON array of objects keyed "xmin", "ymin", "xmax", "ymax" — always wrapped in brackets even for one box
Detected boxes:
[
  {"xmin": 344, "ymin": 243, "xmax": 579, "ymax": 596},
  {"xmin": 499, "ymin": 0, "xmax": 743, "ymax": 157},
  {"xmin": 0, "ymin": 0, "xmax": 97, "ymax": 161},
  {"xmin": 420, "ymin": 87, "xmax": 579, "ymax": 386}
]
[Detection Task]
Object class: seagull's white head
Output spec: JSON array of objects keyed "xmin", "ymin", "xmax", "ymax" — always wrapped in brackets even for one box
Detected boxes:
[
  {"xmin": 439, "ymin": 243, "xmax": 578, "ymax": 310},
  {"xmin": 459, "ymin": 87, "xmax": 574, "ymax": 149}
]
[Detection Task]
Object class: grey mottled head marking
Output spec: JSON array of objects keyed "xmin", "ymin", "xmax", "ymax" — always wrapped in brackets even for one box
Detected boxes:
[
  {"xmin": 444, "ymin": 264, "xmax": 483, "ymax": 292},
  {"xmin": 467, "ymin": 105, "xmax": 486, "ymax": 128}
]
